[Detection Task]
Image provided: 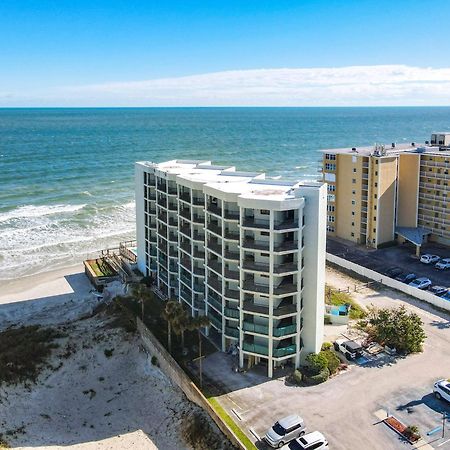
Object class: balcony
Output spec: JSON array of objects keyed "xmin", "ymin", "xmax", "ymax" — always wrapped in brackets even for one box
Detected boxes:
[
  {"xmin": 224, "ymin": 307, "xmax": 239, "ymax": 319},
  {"xmin": 273, "ymin": 241, "xmax": 297, "ymax": 252},
  {"xmin": 242, "ymin": 321, "xmax": 269, "ymax": 335},
  {"xmin": 225, "ymin": 326, "xmax": 239, "ymax": 338},
  {"xmin": 167, "ymin": 186, "xmax": 178, "ymax": 196},
  {"xmin": 180, "ymin": 225, "xmax": 191, "ymax": 238},
  {"xmin": 193, "ymin": 231, "xmax": 205, "ymax": 242},
  {"xmin": 208, "ymin": 276, "xmax": 222, "ymax": 293},
  {"xmin": 242, "ymin": 218, "xmax": 270, "ymax": 229},
  {"xmin": 157, "ymin": 182, "xmax": 167, "ymax": 192},
  {"xmin": 274, "ymin": 262, "xmax": 298, "ymax": 274},
  {"xmin": 208, "ymin": 259, "xmax": 222, "ymax": 275},
  {"xmin": 224, "ymin": 229, "xmax": 239, "ymax": 240},
  {"xmin": 192, "ymin": 214, "xmax": 204, "ymax": 224},
  {"xmin": 180, "ymin": 273, "xmax": 192, "ymax": 287},
  {"xmin": 180, "ymin": 241, "xmax": 191, "ymax": 254},
  {"xmin": 180, "ymin": 257, "xmax": 192, "ymax": 272},
  {"xmin": 180, "ymin": 209, "xmax": 191, "ymax": 220},
  {"xmin": 241, "ymin": 239, "xmax": 270, "ymax": 251},
  {"xmin": 179, "ymin": 192, "xmax": 191, "ymax": 203},
  {"xmin": 193, "ymin": 266, "xmax": 205, "ymax": 277},
  {"xmin": 207, "ymin": 203, "xmax": 222, "ymax": 216},
  {"xmin": 224, "ymin": 210, "xmax": 239, "ymax": 221},
  {"xmin": 193, "ymin": 248, "xmax": 205, "ymax": 259},
  {"xmin": 224, "ymin": 267, "xmax": 239, "ymax": 280},
  {"xmin": 208, "ymin": 314, "xmax": 222, "ymax": 331},
  {"xmin": 157, "ymin": 227, "xmax": 168, "ymax": 238},
  {"xmin": 157, "ymin": 197, "xmax": 167, "ymax": 208},
  {"xmin": 242, "ymin": 280, "xmax": 270, "ymax": 294},
  {"xmin": 192, "ymin": 197, "xmax": 205, "ymax": 206},
  {"xmin": 207, "ymin": 222, "xmax": 222, "ymax": 236},
  {"xmin": 224, "ymin": 248, "xmax": 239, "ymax": 260},
  {"xmin": 242, "ymin": 260, "xmax": 269, "ymax": 273},
  {"xmin": 168, "ymin": 217, "xmax": 178, "ymax": 227},
  {"xmin": 274, "ymin": 220, "xmax": 299, "ymax": 231},
  {"xmin": 168, "ymin": 232, "xmax": 177, "ymax": 242},
  {"xmin": 159, "ymin": 270, "xmax": 168, "ymax": 282},
  {"xmin": 169, "ymin": 262, "xmax": 178, "ymax": 273},
  {"xmin": 224, "ymin": 288, "xmax": 240, "ymax": 300},
  {"xmin": 273, "ymin": 344, "xmax": 297, "ymax": 358},
  {"xmin": 193, "ymin": 283, "xmax": 205, "ymax": 293},
  {"xmin": 168, "ymin": 202, "xmax": 177, "ymax": 212},
  {"xmin": 273, "ymin": 323, "xmax": 297, "ymax": 337},
  {"xmin": 149, "ymin": 207, "xmax": 157, "ymax": 215},
  {"xmin": 207, "ymin": 294, "xmax": 222, "ymax": 312},
  {"xmin": 207, "ymin": 241, "xmax": 222, "ymax": 255},
  {"xmin": 242, "ymin": 342, "xmax": 269, "ymax": 356},
  {"xmin": 242, "ymin": 301, "xmax": 297, "ymax": 316},
  {"xmin": 273, "ymin": 282, "xmax": 298, "ymax": 295}
]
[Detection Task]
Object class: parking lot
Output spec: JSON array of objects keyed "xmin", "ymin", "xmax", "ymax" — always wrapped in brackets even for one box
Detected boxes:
[
  {"xmin": 197, "ymin": 268, "xmax": 450, "ymax": 450},
  {"xmin": 327, "ymin": 238, "xmax": 450, "ymax": 288}
]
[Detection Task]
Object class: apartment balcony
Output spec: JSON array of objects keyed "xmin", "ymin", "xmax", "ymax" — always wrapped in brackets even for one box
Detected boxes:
[
  {"xmin": 208, "ymin": 259, "xmax": 222, "ymax": 275},
  {"xmin": 274, "ymin": 220, "xmax": 299, "ymax": 231},
  {"xmin": 273, "ymin": 281, "xmax": 297, "ymax": 295},
  {"xmin": 193, "ymin": 266, "xmax": 205, "ymax": 277},
  {"xmin": 273, "ymin": 344, "xmax": 297, "ymax": 358},
  {"xmin": 179, "ymin": 192, "xmax": 191, "ymax": 203},
  {"xmin": 242, "ymin": 321, "xmax": 269, "ymax": 335},
  {"xmin": 193, "ymin": 283, "xmax": 205, "ymax": 293},
  {"xmin": 157, "ymin": 227, "xmax": 168, "ymax": 238},
  {"xmin": 192, "ymin": 214, "xmax": 204, "ymax": 224},
  {"xmin": 224, "ymin": 229, "xmax": 240, "ymax": 241},
  {"xmin": 168, "ymin": 217, "xmax": 178, "ymax": 227},
  {"xmin": 274, "ymin": 262, "xmax": 298, "ymax": 274},
  {"xmin": 148, "ymin": 193, "xmax": 157, "ymax": 201},
  {"xmin": 149, "ymin": 207, "xmax": 157, "ymax": 215},
  {"xmin": 224, "ymin": 248, "xmax": 239, "ymax": 260},
  {"xmin": 363, "ymin": 162, "xmax": 369, "ymax": 168},
  {"xmin": 159, "ymin": 270, "xmax": 168, "ymax": 283},
  {"xmin": 169, "ymin": 262, "xmax": 178, "ymax": 273},
  {"xmin": 242, "ymin": 342, "xmax": 269, "ymax": 356},
  {"xmin": 207, "ymin": 241, "xmax": 222, "ymax": 255},
  {"xmin": 209, "ymin": 314, "xmax": 223, "ymax": 331},
  {"xmin": 207, "ymin": 294, "xmax": 222, "ymax": 312},
  {"xmin": 180, "ymin": 273, "xmax": 192, "ymax": 287},
  {"xmin": 168, "ymin": 202, "xmax": 177, "ymax": 212},
  {"xmin": 168, "ymin": 232, "xmax": 177, "ymax": 242},
  {"xmin": 241, "ymin": 239, "xmax": 270, "ymax": 251},
  {"xmin": 273, "ymin": 241, "xmax": 297, "ymax": 253},
  {"xmin": 242, "ymin": 218, "xmax": 270, "ymax": 230},
  {"xmin": 157, "ymin": 197, "xmax": 167, "ymax": 208},
  {"xmin": 224, "ymin": 267, "xmax": 239, "ymax": 280},
  {"xmin": 180, "ymin": 209, "xmax": 191, "ymax": 221},
  {"xmin": 273, "ymin": 323, "xmax": 297, "ymax": 337},
  {"xmin": 193, "ymin": 248, "xmax": 205, "ymax": 259},
  {"xmin": 180, "ymin": 225, "xmax": 191, "ymax": 238},
  {"xmin": 224, "ymin": 210, "xmax": 239, "ymax": 221},
  {"xmin": 207, "ymin": 203, "xmax": 222, "ymax": 216},
  {"xmin": 192, "ymin": 197, "xmax": 205, "ymax": 207},
  {"xmin": 157, "ymin": 182, "xmax": 167, "ymax": 192},
  {"xmin": 180, "ymin": 257, "xmax": 192, "ymax": 272},
  {"xmin": 224, "ymin": 288, "xmax": 240, "ymax": 300},
  {"xmin": 242, "ymin": 280, "xmax": 270, "ymax": 294},
  {"xmin": 242, "ymin": 301, "xmax": 297, "ymax": 317},
  {"xmin": 208, "ymin": 276, "xmax": 223, "ymax": 293},
  {"xmin": 224, "ymin": 326, "xmax": 239, "ymax": 339},
  {"xmin": 242, "ymin": 260, "xmax": 269, "ymax": 273},
  {"xmin": 167, "ymin": 186, "xmax": 178, "ymax": 196},
  {"xmin": 207, "ymin": 222, "xmax": 222, "ymax": 236},
  {"xmin": 224, "ymin": 307, "xmax": 239, "ymax": 319},
  {"xmin": 180, "ymin": 241, "xmax": 191, "ymax": 254},
  {"xmin": 192, "ymin": 231, "xmax": 205, "ymax": 242},
  {"xmin": 362, "ymin": 195, "xmax": 368, "ymax": 201}
]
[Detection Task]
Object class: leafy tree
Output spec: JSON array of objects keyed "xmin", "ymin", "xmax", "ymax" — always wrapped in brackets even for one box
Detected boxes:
[
  {"xmin": 306, "ymin": 352, "xmax": 328, "ymax": 375},
  {"xmin": 363, "ymin": 305, "xmax": 426, "ymax": 354},
  {"xmin": 188, "ymin": 315, "xmax": 210, "ymax": 387},
  {"xmin": 162, "ymin": 300, "xmax": 184, "ymax": 353},
  {"xmin": 321, "ymin": 350, "xmax": 340, "ymax": 374}
]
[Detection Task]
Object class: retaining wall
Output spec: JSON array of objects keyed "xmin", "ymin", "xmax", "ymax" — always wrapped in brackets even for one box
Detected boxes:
[
  {"xmin": 326, "ymin": 253, "xmax": 450, "ymax": 313},
  {"xmin": 136, "ymin": 318, "xmax": 247, "ymax": 450}
]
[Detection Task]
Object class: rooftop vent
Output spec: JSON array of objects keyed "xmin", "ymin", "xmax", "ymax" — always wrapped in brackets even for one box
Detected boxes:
[
  {"xmin": 351, "ymin": 147, "xmax": 357, "ymax": 152},
  {"xmin": 425, "ymin": 141, "xmax": 429, "ymax": 144},
  {"xmin": 411, "ymin": 142, "xmax": 415, "ymax": 146},
  {"xmin": 391, "ymin": 143, "xmax": 396, "ymax": 148}
]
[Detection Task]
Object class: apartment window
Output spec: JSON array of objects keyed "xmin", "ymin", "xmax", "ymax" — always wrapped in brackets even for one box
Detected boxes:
[
  {"xmin": 373, "ymin": 228, "xmax": 376, "ymax": 233},
  {"xmin": 351, "ymin": 200, "xmax": 356, "ymax": 205},
  {"xmin": 261, "ymin": 231, "xmax": 269, "ymax": 236},
  {"xmin": 327, "ymin": 225, "xmax": 335, "ymax": 232},
  {"xmin": 327, "ymin": 205, "xmax": 335, "ymax": 212},
  {"xmin": 352, "ymin": 156, "xmax": 357, "ymax": 163},
  {"xmin": 351, "ymin": 232, "xmax": 355, "ymax": 237},
  {"xmin": 351, "ymin": 222, "xmax": 355, "ymax": 226},
  {"xmin": 327, "ymin": 215, "xmax": 335, "ymax": 223},
  {"xmin": 353, "ymin": 168, "xmax": 357, "ymax": 173},
  {"xmin": 352, "ymin": 179, "xmax": 356, "ymax": 184},
  {"xmin": 373, "ymin": 217, "xmax": 376, "ymax": 221},
  {"xmin": 260, "ymin": 209, "xmax": 270, "ymax": 215},
  {"xmin": 352, "ymin": 190, "xmax": 356, "ymax": 195},
  {"xmin": 374, "ymin": 182, "xmax": 378, "ymax": 187},
  {"xmin": 327, "ymin": 194, "xmax": 336, "ymax": 202},
  {"xmin": 351, "ymin": 211, "xmax": 355, "ymax": 216},
  {"xmin": 374, "ymin": 194, "xmax": 377, "ymax": 199},
  {"xmin": 261, "ymin": 253, "xmax": 269, "ymax": 257},
  {"xmin": 325, "ymin": 153, "xmax": 336, "ymax": 160},
  {"xmin": 327, "ymin": 184, "xmax": 336, "ymax": 192},
  {"xmin": 374, "ymin": 205, "xmax": 377, "ymax": 210},
  {"xmin": 375, "ymin": 171, "xmax": 378, "ymax": 176},
  {"xmin": 325, "ymin": 163, "xmax": 336, "ymax": 171}
]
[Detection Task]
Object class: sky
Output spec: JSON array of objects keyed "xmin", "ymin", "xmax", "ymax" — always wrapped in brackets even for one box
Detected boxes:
[{"xmin": 1, "ymin": 0, "xmax": 450, "ymax": 106}]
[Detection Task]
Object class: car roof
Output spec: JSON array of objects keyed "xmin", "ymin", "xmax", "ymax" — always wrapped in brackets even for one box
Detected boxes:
[
  {"xmin": 278, "ymin": 414, "xmax": 303, "ymax": 428},
  {"xmin": 437, "ymin": 379, "xmax": 450, "ymax": 388},
  {"xmin": 300, "ymin": 431, "xmax": 326, "ymax": 445},
  {"xmin": 415, "ymin": 277, "xmax": 430, "ymax": 282},
  {"xmin": 344, "ymin": 340, "xmax": 362, "ymax": 351},
  {"xmin": 440, "ymin": 258, "xmax": 450, "ymax": 262}
]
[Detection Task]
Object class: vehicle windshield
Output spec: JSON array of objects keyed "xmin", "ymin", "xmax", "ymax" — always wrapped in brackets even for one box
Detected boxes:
[
  {"xmin": 288, "ymin": 440, "xmax": 305, "ymax": 450},
  {"xmin": 272, "ymin": 422, "xmax": 286, "ymax": 436},
  {"xmin": 410, "ymin": 280, "xmax": 420, "ymax": 285}
]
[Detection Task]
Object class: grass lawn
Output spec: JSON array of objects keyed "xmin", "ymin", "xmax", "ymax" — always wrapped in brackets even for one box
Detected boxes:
[
  {"xmin": 325, "ymin": 285, "xmax": 366, "ymax": 319},
  {"xmin": 207, "ymin": 396, "xmax": 257, "ymax": 450}
]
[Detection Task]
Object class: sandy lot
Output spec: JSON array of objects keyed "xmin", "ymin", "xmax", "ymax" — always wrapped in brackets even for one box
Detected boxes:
[{"xmin": 0, "ymin": 267, "xmax": 227, "ymax": 450}]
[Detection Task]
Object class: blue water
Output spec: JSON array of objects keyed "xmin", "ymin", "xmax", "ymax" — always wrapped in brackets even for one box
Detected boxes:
[{"xmin": 1, "ymin": 107, "xmax": 450, "ymax": 280}]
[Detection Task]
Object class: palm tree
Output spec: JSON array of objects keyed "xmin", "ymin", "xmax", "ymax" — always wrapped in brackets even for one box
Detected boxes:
[
  {"xmin": 188, "ymin": 315, "xmax": 210, "ymax": 388},
  {"xmin": 172, "ymin": 309, "xmax": 191, "ymax": 350},
  {"xmin": 161, "ymin": 300, "xmax": 183, "ymax": 353},
  {"xmin": 128, "ymin": 282, "xmax": 152, "ymax": 321}
]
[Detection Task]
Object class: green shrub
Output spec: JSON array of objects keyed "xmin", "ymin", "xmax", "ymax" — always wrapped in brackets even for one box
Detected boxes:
[
  {"xmin": 104, "ymin": 348, "xmax": 114, "ymax": 358},
  {"xmin": 293, "ymin": 369, "xmax": 302, "ymax": 384},
  {"xmin": 321, "ymin": 350, "xmax": 340, "ymax": 375},
  {"xmin": 306, "ymin": 352, "xmax": 328, "ymax": 375},
  {"xmin": 304, "ymin": 368, "xmax": 329, "ymax": 385},
  {"xmin": 321, "ymin": 342, "xmax": 332, "ymax": 351},
  {"xmin": 151, "ymin": 355, "xmax": 158, "ymax": 366}
]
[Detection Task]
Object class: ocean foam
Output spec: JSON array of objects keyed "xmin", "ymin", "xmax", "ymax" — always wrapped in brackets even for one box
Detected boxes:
[{"xmin": 0, "ymin": 204, "xmax": 87, "ymax": 223}]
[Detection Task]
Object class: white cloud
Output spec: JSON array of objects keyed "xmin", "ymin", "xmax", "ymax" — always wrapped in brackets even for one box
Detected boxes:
[{"xmin": 4, "ymin": 65, "xmax": 450, "ymax": 106}]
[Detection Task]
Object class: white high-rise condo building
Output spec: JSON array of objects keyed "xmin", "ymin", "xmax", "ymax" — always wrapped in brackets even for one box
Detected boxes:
[{"xmin": 135, "ymin": 160, "xmax": 326, "ymax": 377}]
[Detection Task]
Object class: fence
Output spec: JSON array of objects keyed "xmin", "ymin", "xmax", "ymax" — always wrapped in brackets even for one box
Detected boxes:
[
  {"xmin": 136, "ymin": 318, "xmax": 247, "ymax": 450},
  {"xmin": 326, "ymin": 253, "xmax": 450, "ymax": 313}
]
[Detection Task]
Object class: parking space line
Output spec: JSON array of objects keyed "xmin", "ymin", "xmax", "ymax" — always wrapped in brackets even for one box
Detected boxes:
[
  {"xmin": 437, "ymin": 437, "xmax": 450, "ymax": 447},
  {"xmin": 249, "ymin": 428, "xmax": 260, "ymax": 441},
  {"xmin": 231, "ymin": 408, "xmax": 243, "ymax": 421}
]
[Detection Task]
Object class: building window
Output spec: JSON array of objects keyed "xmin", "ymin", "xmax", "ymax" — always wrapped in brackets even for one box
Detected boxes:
[
  {"xmin": 325, "ymin": 163, "xmax": 336, "ymax": 171},
  {"xmin": 352, "ymin": 179, "xmax": 356, "ymax": 184},
  {"xmin": 327, "ymin": 225, "xmax": 335, "ymax": 232},
  {"xmin": 373, "ymin": 228, "xmax": 376, "ymax": 233},
  {"xmin": 351, "ymin": 232, "xmax": 355, "ymax": 237},
  {"xmin": 374, "ymin": 205, "xmax": 377, "ymax": 210},
  {"xmin": 327, "ymin": 205, "xmax": 335, "ymax": 212},
  {"xmin": 260, "ymin": 209, "xmax": 270, "ymax": 215},
  {"xmin": 374, "ymin": 194, "xmax": 377, "ymax": 199},
  {"xmin": 374, "ymin": 182, "xmax": 378, "ymax": 187},
  {"xmin": 353, "ymin": 168, "xmax": 357, "ymax": 173},
  {"xmin": 261, "ymin": 231, "xmax": 269, "ymax": 236},
  {"xmin": 351, "ymin": 211, "xmax": 355, "ymax": 216},
  {"xmin": 327, "ymin": 194, "xmax": 335, "ymax": 202},
  {"xmin": 325, "ymin": 153, "xmax": 336, "ymax": 160},
  {"xmin": 327, "ymin": 215, "xmax": 335, "ymax": 223},
  {"xmin": 352, "ymin": 190, "xmax": 356, "ymax": 195},
  {"xmin": 351, "ymin": 200, "xmax": 356, "ymax": 205},
  {"xmin": 327, "ymin": 184, "xmax": 336, "ymax": 192},
  {"xmin": 375, "ymin": 171, "xmax": 378, "ymax": 176},
  {"xmin": 351, "ymin": 222, "xmax": 355, "ymax": 226},
  {"xmin": 261, "ymin": 253, "xmax": 269, "ymax": 257}
]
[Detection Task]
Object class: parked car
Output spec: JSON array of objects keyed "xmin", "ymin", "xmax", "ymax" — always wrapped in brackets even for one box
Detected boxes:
[
  {"xmin": 334, "ymin": 338, "xmax": 362, "ymax": 360},
  {"xmin": 281, "ymin": 431, "xmax": 328, "ymax": 450},
  {"xmin": 441, "ymin": 291, "xmax": 450, "ymax": 301},
  {"xmin": 433, "ymin": 379, "xmax": 450, "ymax": 402},
  {"xmin": 435, "ymin": 258, "xmax": 450, "ymax": 270},
  {"xmin": 409, "ymin": 277, "xmax": 432, "ymax": 290},
  {"xmin": 385, "ymin": 267, "xmax": 403, "ymax": 278},
  {"xmin": 429, "ymin": 285, "xmax": 449, "ymax": 297},
  {"xmin": 396, "ymin": 273, "xmax": 416, "ymax": 283},
  {"xmin": 265, "ymin": 415, "xmax": 306, "ymax": 448},
  {"xmin": 420, "ymin": 254, "xmax": 440, "ymax": 264}
]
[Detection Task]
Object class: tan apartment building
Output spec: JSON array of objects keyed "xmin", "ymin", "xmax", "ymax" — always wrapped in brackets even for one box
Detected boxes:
[{"xmin": 320, "ymin": 132, "xmax": 450, "ymax": 252}]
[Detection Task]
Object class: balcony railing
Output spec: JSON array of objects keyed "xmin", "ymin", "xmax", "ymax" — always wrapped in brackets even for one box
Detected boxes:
[
  {"xmin": 242, "ymin": 342, "xmax": 269, "ymax": 356},
  {"xmin": 179, "ymin": 192, "xmax": 191, "ymax": 203},
  {"xmin": 241, "ymin": 239, "xmax": 270, "ymax": 251},
  {"xmin": 274, "ymin": 262, "xmax": 298, "ymax": 274},
  {"xmin": 273, "ymin": 344, "xmax": 297, "ymax": 358},
  {"xmin": 224, "ymin": 210, "xmax": 239, "ymax": 220},
  {"xmin": 224, "ymin": 268, "xmax": 239, "ymax": 280},
  {"xmin": 192, "ymin": 197, "xmax": 205, "ymax": 206},
  {"xmin": 207, "ymin": 203, "xmax": 222, "ymax": 216},
  {"xmin": 208, "ymin": 276, "xmax": 222, "ymax": 293},
  {"xmin": 225, "ymin": 326, "xmax": 239, "ymax": 338},
  {"xmin": 193, "ymin": 249, "xmax": 205, "ymax": 259},
  {"xmin": 273, "ymin": 324, "xmax": 297, "ymax": 337},
  {"xmin": 180, "ymin": 225, "xmax": 191, "ymax": 237},
  {"xmin": 273, "ymin": 282, "xmax": 298, "ymax": 295},
  {"xmin": 208, "ymin": 259, "xmax": 222, "ymax": 275},
  {"xmin": 193, "ymin": 283, "xmax": 205, "ymax": 293},
  {"xmin": 224, "ymin": 229, "xmax": 239, "ymax": 240},
  {"xmin": 209, "ymin": 314, "xmax": 222, "ymax": 330},
  {"xmin": 242, "ymin": 260, "xmax": 269, "ymax": 272},
  {"xmin": 242, "ymin": 218, "xmax": 270, "ymax": 229},
  {"xmin": 224, "ymin": 249, "xmax": 239, "ymax": 260},
  {"xmin": 193, "ymin": 231, "xmax": 205, "ymax": 242},
  {"xmin": 180, "ymin": 258, "xmax": 192, "ymax": 272},
  {"xmin": 193, "ymin": 266, "xmax": 205, "ymax": 277},
  {"xmin": 207, "ymin": 241, "xmax": 222, "ymax": 255},
  {"xmin": 242, "ymin": 301, "xmax": 297, "ymax": 316},
  {"xmin": 224, "ymin": 307, "xmax": 239, "ymax": 319},
  {"xmin": 207, "ymin": 295, "xmax": 222, "ymax": 312},
  {"xmin": 180, "ymin": 273, "xmax": 192, "ymax": 287},
  {"xmin": 274, "ymin": 220, "xmax": 299, "ymax": 230},
  {"xmin": 242, "ymin": 280, "xmax": 270, "ymax": 294},
  {"xmin": 157, "ymin": 197, "xmax": 167, "ymax": 208},
  {"xmin": 273, "ymin": 241, "xmax": 297, "ymax": 252},
  {"xmin": 180, "ymin": 209, "xmax": 191, "ymax": 220},
  {"xmin": 207, "ymin": 222, "xmax": 222, "ymax": 236},
  {"xmin": 167, "ymin": 186, "xmax": 178, "ymax": 196},
  {"xmin": 193, "ymin": 214, "xmax": 204, "ymax": 224},
  {"xmin": 224, "ymin": 288, "xmax": 240, "ymax": 300},
  {"xmin": 242, "ymin": 321, "xmax": 269, "ymax": 335},
  {"xmin": 168, "ymin": 233, "xmax": 177, "ymax": 242},
  {"xmin": 168, "ymin": 202, "xmax": 177, "ymax": 211}
]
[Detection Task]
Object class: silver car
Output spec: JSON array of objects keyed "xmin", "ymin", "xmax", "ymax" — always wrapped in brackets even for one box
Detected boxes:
[{"xmin": 265, "ymin": 414, "xmax": 306, "ymax": 448}]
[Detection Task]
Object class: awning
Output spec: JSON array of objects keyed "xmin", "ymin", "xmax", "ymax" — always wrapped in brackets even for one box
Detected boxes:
[{"xmin": 395, "ymin": 226, "xmax": 432, "ymax": 246}]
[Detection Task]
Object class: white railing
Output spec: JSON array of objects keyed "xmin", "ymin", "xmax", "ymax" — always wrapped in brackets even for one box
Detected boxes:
[{"xmin": 326, "ymin": 253, "xmax": 450, "ymax": 312}]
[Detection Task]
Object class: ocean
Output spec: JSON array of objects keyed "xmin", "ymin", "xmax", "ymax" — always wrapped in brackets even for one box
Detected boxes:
[{"xmin": 1, "ymin": 107, "xmax": 450, "ymax": 281}]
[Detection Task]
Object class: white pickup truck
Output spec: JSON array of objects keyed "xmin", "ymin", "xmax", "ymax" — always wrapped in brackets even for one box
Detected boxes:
[{"xmin": 334, "ymin": 338, "xmax": 363, "ymax": 360}]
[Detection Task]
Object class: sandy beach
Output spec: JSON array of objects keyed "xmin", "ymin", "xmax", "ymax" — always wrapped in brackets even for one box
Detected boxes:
[{"xmin": 0, "ymin": 266, "xmax": 226, "ymax": 450}]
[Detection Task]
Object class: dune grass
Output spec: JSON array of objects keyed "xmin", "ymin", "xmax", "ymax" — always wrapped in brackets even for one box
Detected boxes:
[{"xmin": 325, "ymin": 285, "xmax": 366, "ymax": 319}]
